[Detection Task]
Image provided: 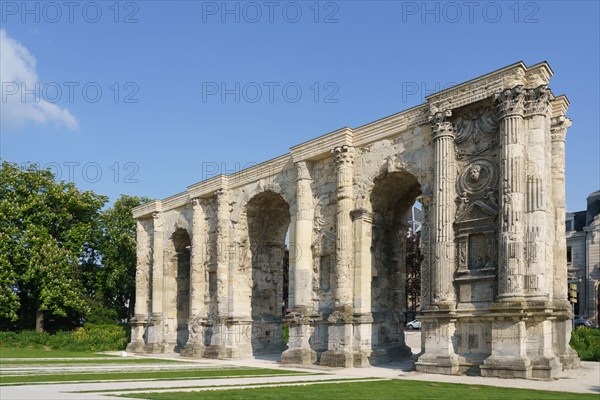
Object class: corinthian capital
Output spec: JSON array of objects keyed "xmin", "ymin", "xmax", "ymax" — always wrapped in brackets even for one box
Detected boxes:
[
  {"xmin": 332, "ymin": 145, "xmax": 355, "ymax": 166},
  {"xmin": 428, "ymin": 107, "xmax": 453, "ymax": 139},
  {"xmin": 550, "ymin": 115, "xmax": 572, "ymax": 142},
  {"xmin": 152, "ymin": 212, "xmax": 163, "ymax": 230},
  {"xmin": 525, "ymin": 85, "xmax": 554, "ymax": 117},
  {"xmin": 494, "ymin": 85, "xmax": 526, "ymax": 119},
  {"xmin": 295, "ymin": 160, "xmax": 312, "ymax": 181}
]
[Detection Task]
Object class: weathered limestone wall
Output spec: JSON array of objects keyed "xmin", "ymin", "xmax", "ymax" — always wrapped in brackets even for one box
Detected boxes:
[{"xmin": 128, "ymin": 61, "xmax": 578, "ymax": 379}]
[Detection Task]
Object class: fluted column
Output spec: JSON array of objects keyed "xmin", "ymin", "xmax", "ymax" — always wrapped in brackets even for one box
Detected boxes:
[
  {"xmin": 282, "ymin": 160, "xmax": 316, "ymax": 365},
  {"xmin": 321, "ymin": 145, "xmax": 355, "ymax": 367},
  {"xmin": 481, "ymin": 86, "xmax": 532, "ymax": 379},
  {"xmin": 127, "ymin": 219, "xmax": 150, "ymax": 353},
  {"xmin": 415, "ymin": 111, "xmax": 459, "ymax": 375},
  {"xmin": 333, "ymin": 145, "xmax": 355, "ymax": 308},
  {"xmin": 550, "ymin": 116, "xmax": 571, "ymax": 306},
  {"xmin": 204, "ymin": 189, "xmax": 230, "ymax": 358},
  {"xmin": 145, "ymin": 212, "xmax": 165, "ymax": 352},
  {"xmin": 495, "ymin": 86, "xmax": 526, "ymax": 301},
  {"xmin": 292, "ymin": 161, "xmax": 314, "ymax": 310},
  {"xmin": 550, "ymin": 114, "xmax": 580, "ymax": 369},
  {"xmin": 351, "ymin": 208, "xmax": 373, "ymax": 367},
  {"xmin": 430, "ymin": 109, "xmax": 456, "ymax": 306},
  {"xmin": 182, "ymin": 198, "xmax": 206, "ymax": 357},
  {"xmin": 523, "ymin": 86, "xmax": 553, "ymax": 300}
]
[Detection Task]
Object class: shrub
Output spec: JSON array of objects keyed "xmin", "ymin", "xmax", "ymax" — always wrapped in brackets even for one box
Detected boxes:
[
  {"xmin": 0, "ymin": 323, "xmax": 130, "ymax": 352},
  {"xmin": 570, "ymin": 327, "xmax": 600, "ymax": 361}
]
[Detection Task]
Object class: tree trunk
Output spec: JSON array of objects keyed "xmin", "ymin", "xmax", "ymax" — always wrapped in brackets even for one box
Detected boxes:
[{"xmin": 35, "ymin": 308, "xmax": 44, "ymax": 332}]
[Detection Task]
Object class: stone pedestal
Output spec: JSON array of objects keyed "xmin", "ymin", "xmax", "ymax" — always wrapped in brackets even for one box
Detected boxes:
[
  {"xmin": 320, "ymin": 306, "xmax": 355, "ymax": 367},
  {"xmin": 144, "ymin": 313, "xmax": 165, "ymax": 353},
  {"xmin": 415, "ymin": 318, "xmax": 460, "ymax": 375},
  {"xmin": 480, "ymin": 318, "xmax": 531, "ymax": 379},
  {"xmin": 126, "ymin": 315, "xmax": 147, "ymax": 353},
  {"xmin": 281, "ymin": 311, "xmax": 317, "ymax": 365}
]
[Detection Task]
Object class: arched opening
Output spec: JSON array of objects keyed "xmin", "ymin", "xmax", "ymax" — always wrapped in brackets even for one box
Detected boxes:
[
  {"xmin": 370, "ymin": 171, "xmax": 422, "ymax": 362},
  {"xmin": 246, "ymin": 191, "xmax": 291, "ymax": 355},
  {"xmin": 167, "ymin": 228, "xmax": 191, "ymax": 352}
]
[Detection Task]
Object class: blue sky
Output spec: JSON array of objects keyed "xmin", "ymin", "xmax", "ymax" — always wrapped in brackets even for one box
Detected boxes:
[{"xmin": 1, "ymin": 0, "xmax": 598, "ymax": 211}]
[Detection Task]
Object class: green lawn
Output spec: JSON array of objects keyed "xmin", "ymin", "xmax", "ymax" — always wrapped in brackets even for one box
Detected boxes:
[
  {"xmin": 0, "ymin": 348, "xmax": 114, "ymax": 358},
  {"xmin": 119, "ymin": 379, "xmax": 598, "ymax": 400},
  {"xmin": 1, "ymin": 358, "xmax": 180, "ymax": 365},
  {"xmin": 0, "ymin": 368, "xmax": 309, "ymax": 385}
]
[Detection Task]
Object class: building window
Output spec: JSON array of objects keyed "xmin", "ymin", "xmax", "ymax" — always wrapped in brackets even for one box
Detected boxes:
[
  {"xmin": 565, "ymin": 219, "xmax": 573, "ymax": 232},
  {"xmin": 567, "ymin": 246, "xmax": 572, "ymax": 264}
]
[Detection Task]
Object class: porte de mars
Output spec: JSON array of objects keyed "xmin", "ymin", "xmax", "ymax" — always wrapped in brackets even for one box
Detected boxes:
[{"xmin": 127, "ymin": 61, "xmax": 579, "ymax": 379}]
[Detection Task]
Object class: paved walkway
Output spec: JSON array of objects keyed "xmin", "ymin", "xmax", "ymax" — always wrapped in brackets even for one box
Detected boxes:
[{"xmin": 1, "ymin": 335, "xmax": 598, "ymax": 400}]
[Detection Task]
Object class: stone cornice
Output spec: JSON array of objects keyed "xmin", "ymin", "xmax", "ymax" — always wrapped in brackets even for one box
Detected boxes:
[
  {"xmin": 290, "ymin": 127, "xmax": 353, "ymax": 162},
  {"xmin": 132, "ymin": 199, "xmax": 162, "ymax": 219},
  {"xmin": 228, "ymin": 154, "xmax": 293, "ymax": 188},
  {"xmin": 187, "ymin": 175, "xmax": 229, "ymax": 199}
]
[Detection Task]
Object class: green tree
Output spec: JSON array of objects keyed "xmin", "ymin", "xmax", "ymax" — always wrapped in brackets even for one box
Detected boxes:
[
  {"xmin": 0, "ymin": 161, "xmax": 107, "ymax": 331},
  {"xmin": 405, "ymin": 232, "xmax": 423, "ymax": 318},
  {"xmin": 95, "ymin": 194, "xmax": 149, "ymax": 320}
]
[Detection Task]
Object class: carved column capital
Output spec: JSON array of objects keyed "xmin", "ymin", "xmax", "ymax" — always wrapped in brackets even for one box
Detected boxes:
[
  {"xmin": 428, "ymin": 108, "xmax": 454, "ymax": 139},
  {"xmin": 295, "ymin": 160, "xmax": 312, "ymax": 181},
  {"xmin": 350, "ymin": 208, "xmax": 372, "ymax": 223},
  {"xmin": 550, "ymin": 116, "xmax": 572, "ymax": 142},
  {"xmin": 191, "ymin": 197, "xmax": 202, "ymax": 207},
  {"xmin": 494, "ymin": 85, "xmax": 526, "ymax": 119},
  {"xmin": 418, "ymin": 194, "xmax": 433, "ymax": 206},
  {"xmin": 332, "ymin": 145, "xmax": 355, "ymax": 165},
  {"xmin": 152, "ymin": 212, "xmax": 163, "ymax": 230},
  {"xmin": 525, "ymin": 85, "xmax": 554, "ymax": 117}
]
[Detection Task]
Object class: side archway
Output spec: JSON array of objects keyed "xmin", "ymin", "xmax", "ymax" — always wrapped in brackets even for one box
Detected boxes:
[
  {"xmin": 369, "ymin": 170, "xmax": 422, "ymax": 362},
  {"xmin": 246, "ymin": 191, "xmax": 291, "ymax": 355}
]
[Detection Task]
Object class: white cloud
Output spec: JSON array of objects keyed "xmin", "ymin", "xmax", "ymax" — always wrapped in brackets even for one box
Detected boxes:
[{"xmin": 1, "ymin": 29, "xmax": 78, "ymax": 131}]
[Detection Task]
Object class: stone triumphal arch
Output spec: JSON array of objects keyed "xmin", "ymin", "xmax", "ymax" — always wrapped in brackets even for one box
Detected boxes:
[{"xmin": 127, "ymin": 62, "xmax": 580, "ymax": 379}]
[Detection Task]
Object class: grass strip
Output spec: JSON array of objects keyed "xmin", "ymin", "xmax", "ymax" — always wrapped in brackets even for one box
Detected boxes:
[
  {"xmin": 1, "ymin": 358, "xmax": 182, "ymax": 366},
  {"xmin": 0, "ymin": 348, "xmax": 114, "ymax": 358},
  {"xmin": 76, "ymin": 377, "xmax": 375, "ymax": 393},
  {"xmin": 117, "ymin": 379, "xmax": 599, "ymax": 400},
  {"xmin": 0, "ymin": 368, "xmax": 310, "ymax": 385}
]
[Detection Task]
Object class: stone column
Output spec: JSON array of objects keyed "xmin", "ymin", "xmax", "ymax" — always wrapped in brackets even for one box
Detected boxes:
[
  {"xmin": 495, "ymin": 86, "xmax": 526, "ymax": 301},
  {"xmin": 430, "ymin": 109, "xmax": 456, "ymax": 306},
  {"xmin": 127, "ymin": 219, "xmax": 149, "ymax": 353},
  {"xmin": 145, "ymin": 212, "xmax": 165, "ymax": 353},
  {"xmin": 482, "ymin": 86, "xmax": 532, "ymax": 378},
  {"xmin": 351, "ymin": 208, "xmax": 373, "ymax": 367},
  {"xmin": 204, "ymin": 189, "xmax": 229, "ymax": 358},
  {"xmin": 523, "ymin": 86, "xmax": 553, "ymax": 300},
  {"xmin": 550, "ymin": 116, "xmax": 571, "ymax": 306},
  {"xmin": 415, "ymin": 110, "xmax": 459, "ymax": 375},
  {"xmin": 181, "ymin": 198, "xmax": 206, "ymax": 357},
  {"xmin": 282, "ymin": 160, "xmax": 317, "ymax": 365},
  {"xmin": 321, "ymin": 145, "xmax": 355, "ymax": 367},
  {"xmin": 550, "ymin": 114, "xmax": 579, "ymax": 369},
  {"xmin": 225, "ymin": 199, "xmax": 252, "ymax": 359}
]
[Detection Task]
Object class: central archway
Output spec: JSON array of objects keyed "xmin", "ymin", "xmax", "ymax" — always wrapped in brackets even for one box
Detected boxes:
[
  {"xmin": 369, "ymin": 170, "xmax": 422, "ymax": 363},
  {"xmin": 246, "ymin": 191, "xmax": 291, "ymax": 355}
]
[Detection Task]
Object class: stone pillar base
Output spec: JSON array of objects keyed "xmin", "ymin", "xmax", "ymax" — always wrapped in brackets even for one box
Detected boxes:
[
  {"xmin": 415, "ymin": 354, "xmax": 460, "ymax": 375},
  {"xmin": 143, "ymin": 342, "xmax": 165, "ymax": 354},
  {"xmin": 203, "ymin": 344, "xmax": 228, "ymax": 359},
  {"xmin": 559, "ymin": 349, "xmax": 580, "ymax": 370},
  {"xmin": 530, "ymin": 355, "xmax": 562, "ymax": 379},
  {"xmin": 320, "ymin": 349, "xmax": 354, "ymax": 367},
  {"xmin": 353, "ymin": 350, "xmax": 371, "ymax": 367},
  {"xmin": 125, "ymin": 341, "xmax": 145, "ymax": 354},
  {"xmin": 180, "ymin": 343, "xmax": 204, "ymax": 358},
  {"xmin": 281, "ymin": 348, "xmax": 317, "ymax": 365},
  {"xmin": 480, "ymin": 356, "xmax": 532, "ymax": 379}
]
